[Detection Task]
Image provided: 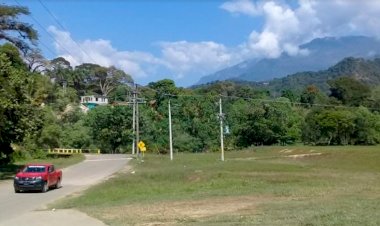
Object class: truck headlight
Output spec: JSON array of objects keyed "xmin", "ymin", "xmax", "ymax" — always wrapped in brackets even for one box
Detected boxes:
[{"xmin": 14, "ymin": 176, "xmax": 19, "ymax": 180}]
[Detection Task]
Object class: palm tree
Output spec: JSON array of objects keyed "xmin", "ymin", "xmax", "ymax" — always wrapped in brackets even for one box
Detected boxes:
[{"xmin": 0, "ymin": 5, "xmax": 38, "ymax": 53}]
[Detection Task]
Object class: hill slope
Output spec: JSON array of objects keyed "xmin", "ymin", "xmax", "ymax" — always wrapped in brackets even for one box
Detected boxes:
[
  {"xmin": 267, "ymin": 57, "xmax": 380, "ymax": 94},
  {"xmin": 197, "ymin": 36, "xmax": 380, "ymax": 85}
]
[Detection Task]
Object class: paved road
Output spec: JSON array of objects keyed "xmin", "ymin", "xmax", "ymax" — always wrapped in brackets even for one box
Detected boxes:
[{"xmin": 0, "ymin": 154, "xmax": 130, "ymax": 225}]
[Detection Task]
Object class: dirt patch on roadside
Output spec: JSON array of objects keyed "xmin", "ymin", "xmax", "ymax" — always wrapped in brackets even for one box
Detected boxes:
[
  {"xmin": 279, "ymin": 149, "xmax": 293, "ymax": 153},
  {"xmin": 286, "ymin": 153, "xmax": 322, "ymax": 158},
  {"xmin": 107, "ymin": 163, "xmax": 132, "ymax": 179},
  {"xmin": 97, "ymin": 196, "xmax": 274, "ymax": 225}
]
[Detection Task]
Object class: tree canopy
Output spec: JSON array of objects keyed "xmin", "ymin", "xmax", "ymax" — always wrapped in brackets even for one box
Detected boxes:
[{"xmin": 0, "ymin": 5, "xmax": 38, "ymax": 53}]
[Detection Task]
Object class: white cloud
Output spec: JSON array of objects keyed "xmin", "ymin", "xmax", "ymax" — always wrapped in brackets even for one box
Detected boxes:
[
  {"xmin": 310, "ymin": 0, "xmax": 380, "ymax": 37},
  {"xmin": 48, "ymin": 26, "xmax": 241, "ymax": 83},
  {"xmin": 244, "ymin": 1, "xmax": 311, "ymax": 58},
  {"xmin": 247, "ymin": 31, "xmax": 280, "ymax": 58},
  {"xmin": 159, "ymin": 41, "xmax": 241, "ymax": 78},
  {"xmin": 220, "ymin": 0, "xmax": 261, "ymax": 16},
  {"xmin": 48, "ymin": 26, "xmax": 161, "ymax": 79},
  {"xmin": 223, "ymin": 0, "xmax": 380, "ymax": 58}
]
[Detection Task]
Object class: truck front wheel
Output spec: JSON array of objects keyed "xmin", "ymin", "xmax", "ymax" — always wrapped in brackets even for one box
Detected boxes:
[{"xmin": 41, "ymin": 181, "xmax": 48, "ymax": 193}]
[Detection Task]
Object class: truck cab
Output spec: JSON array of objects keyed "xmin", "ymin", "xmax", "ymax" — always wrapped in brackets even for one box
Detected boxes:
[{"xmin": 13, "ymin": 163, "xmax": 62, "ymax": 193}]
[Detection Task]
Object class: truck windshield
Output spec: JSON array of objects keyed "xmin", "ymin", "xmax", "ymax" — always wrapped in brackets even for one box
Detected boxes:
[{"xmin": 23, "ymin": 166, "xmax": 46, "ymax": 173}]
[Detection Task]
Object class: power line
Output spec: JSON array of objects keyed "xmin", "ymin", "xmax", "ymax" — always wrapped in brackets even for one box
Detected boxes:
[
  {"xmin": 34, "ymin": 38, "xmax": 56, "ymax": 56},
  {"xmin": 14, "ymin": 0, "xmax": 77, "ymax": 60},
  {"xmin": 37, "ymin": 0, "xmax": 98, "ymax": 64},
  {"xmin": 3, "ymin": 1, "xmax": 56, "ymax": 56}
]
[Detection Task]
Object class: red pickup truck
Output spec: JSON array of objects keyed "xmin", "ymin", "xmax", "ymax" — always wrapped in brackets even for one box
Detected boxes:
[{"xmin": 13, "ymin": 163, "xmax": 62, "ymax": 193}]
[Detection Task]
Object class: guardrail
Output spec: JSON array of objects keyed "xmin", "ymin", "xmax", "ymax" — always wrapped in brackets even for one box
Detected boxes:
[{"xmin": 48, "ymin": 148, "xmax": 100, "ymax": 155}]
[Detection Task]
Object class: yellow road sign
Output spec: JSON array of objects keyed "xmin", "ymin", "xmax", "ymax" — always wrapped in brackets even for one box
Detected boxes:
[
  {"xmin": 138, "ymin": 141, "xmax": 145, "ymax": 148},
  {"xmin": 138, "ymin": 141, "xmax": 146, "ymax": 152}
]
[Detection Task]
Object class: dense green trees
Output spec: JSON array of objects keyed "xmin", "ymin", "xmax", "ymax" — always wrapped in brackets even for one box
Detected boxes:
[
  {"xmin": 328, "ymin": 77, "xmax": 371, "ymax": 106},
  {"xmin": 175, "ymin": 95, "xmax": 219, "ymax": 151},
  {"xmin": 85, "ymin": 106, "xmax": 133, "ymax": 153},
  {"xmin": 0, "ymin": 51, "xmax": 43, "ymax": 163},
  {"xmin": 302, "ymin": 107, "xmax": 380, "ymax": 145},
  {"xmin": 353, "ymin": 107, "xmax": 380, "ymax": 144},
  {"xmin": 300, "ymin": 85, "xmax": 324, "ymax": 106},
  {"xmin": 229, "ymin": 98, "xmax": 302, "ymax": 146}
]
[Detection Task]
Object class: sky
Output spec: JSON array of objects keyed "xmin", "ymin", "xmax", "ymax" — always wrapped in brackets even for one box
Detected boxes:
[{"xmin": 5, "ymin": 0, "xmax": 380, "ymax": 87}]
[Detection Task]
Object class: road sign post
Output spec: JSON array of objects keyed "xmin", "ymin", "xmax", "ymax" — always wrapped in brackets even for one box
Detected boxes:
[{"xmin": 138, "ymin": 141, "xmax": 146, "ymax": 157}]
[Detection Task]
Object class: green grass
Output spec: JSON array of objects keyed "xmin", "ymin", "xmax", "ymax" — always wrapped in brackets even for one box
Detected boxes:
[
  {"xmin": 52, "ymin": 146, "xmax": 380, "ymax": 226},
  {"xmin": 0, "ymin": 154, "xmax": 85, "ymax": 180}
]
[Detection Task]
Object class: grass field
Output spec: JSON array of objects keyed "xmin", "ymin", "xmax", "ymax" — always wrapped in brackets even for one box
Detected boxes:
[
  {"xmin": 52, "ymin": 146, "xmax": 380, "ymax": 225},
  {"xmin": 0, "ymin": 154, "xmax": 85, "ymax": 180}
]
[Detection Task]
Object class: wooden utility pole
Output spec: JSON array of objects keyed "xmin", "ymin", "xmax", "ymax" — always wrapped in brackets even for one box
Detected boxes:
[
  {"xmin": 136, "ymin": 89, "xmax": 140, "ymax": 157},
  {"xmin": 128, "ymin": 84, "xmax": 144, "ymax": 156},
  {"xmin": 219, "ymin": 97, "xmax": 225, "ymax": 161},
  {"xmin": 168, "ymin": 99, "xmax": 173, "ymax": 160},
  {"xmin": 132, "ymin": 87, "xmax": 136, "ymax": 155}
]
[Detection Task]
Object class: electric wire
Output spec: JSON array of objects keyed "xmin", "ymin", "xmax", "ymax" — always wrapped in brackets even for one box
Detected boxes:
[
  {"xmin": 14, "ymin": 0, "xmax": 77, "ymax": 60},
  {"xmin": 37, "ymin": 0, "xmax": 98, "ymax": 64},
  {"xmin": 33, "ymin": 38, "xmax": 56, "ymax": 56},
  {"xmin": 4, "ymin": 1, "xmax": 56, "ymax": 56}
]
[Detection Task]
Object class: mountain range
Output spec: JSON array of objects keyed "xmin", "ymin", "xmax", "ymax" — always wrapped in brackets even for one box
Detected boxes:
[{"xmin": 196, "ymin": 36, "xmax": 380, "ymax": 85}]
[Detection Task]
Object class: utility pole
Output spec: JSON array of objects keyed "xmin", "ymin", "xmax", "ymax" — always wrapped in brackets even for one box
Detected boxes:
[
  {"xmin": 131, "ymin": 87, "xmax": 136, "ymax": 155},
  {"xmin": 136, "ymin": 85, "xmax": 140, "ymax": 157},
  {"xmin": 168, "ymin": 99, "xmax": 173, "ymax": 160},
  {"xmin": 219, "ymin": 97, "xmax": 225, "ymax": 161},
  {"xmin": 128, "ymin": 84, "xmax": 144, "ymax": 156}
]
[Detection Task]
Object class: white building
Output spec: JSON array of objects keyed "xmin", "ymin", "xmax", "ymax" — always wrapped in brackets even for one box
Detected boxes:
[{"xmin": 80, "ymin": 95, "xmax": 108, "ymax": 110}]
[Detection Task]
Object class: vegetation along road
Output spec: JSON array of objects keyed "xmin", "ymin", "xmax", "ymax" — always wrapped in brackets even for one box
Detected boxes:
[{"xmin": 0, "ymin": 154, "xmax": 130, "ymax": 226}]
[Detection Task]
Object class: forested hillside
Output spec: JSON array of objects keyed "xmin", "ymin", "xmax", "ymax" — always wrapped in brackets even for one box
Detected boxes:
[
  {"xmin": 267, "ymin": 57, "xmax": 380, "ymax": 94},
  {"xmin": 1, "ymin": 5, "xmax": 380, "ymax": 164}
]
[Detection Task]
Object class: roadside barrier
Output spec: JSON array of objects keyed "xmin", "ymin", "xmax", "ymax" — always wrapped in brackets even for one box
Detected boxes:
[{"xmin": 48, "ymin": 148, "xmax": 101, "ymax": 155}]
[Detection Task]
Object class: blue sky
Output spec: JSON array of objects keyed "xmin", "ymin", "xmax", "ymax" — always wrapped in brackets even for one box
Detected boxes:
[{"xmin": 5, "ymin": 0, "xmax": 380, "ymax": 87}]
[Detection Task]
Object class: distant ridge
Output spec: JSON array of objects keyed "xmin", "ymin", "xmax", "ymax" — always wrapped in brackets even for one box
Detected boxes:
[
  {"xmin": 266, "ymin": 57, "xmax": 380, "ymax": 94},
  {"xmin": 196, "ymin": 36, "xmax": 380, "ymax": 85}
]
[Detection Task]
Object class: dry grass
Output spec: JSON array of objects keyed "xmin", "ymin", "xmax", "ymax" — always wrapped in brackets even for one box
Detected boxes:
[{"xmin": 87, "ymin": 196, "xmax": 277, "ymax": 226}]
